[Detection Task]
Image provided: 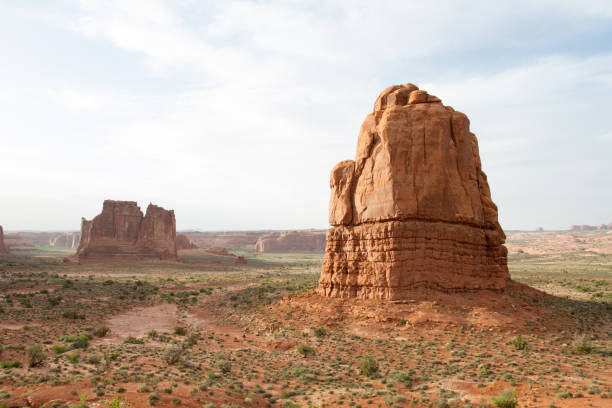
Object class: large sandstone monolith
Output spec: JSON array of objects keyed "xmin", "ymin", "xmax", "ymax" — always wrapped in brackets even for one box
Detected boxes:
[
  {"xmin": 317, "ymin": 83, "xmax": 509, "ymax": 299},
  {"xmin": 0, "ymin": 225, "xmax": 9, "ymax": 253},
  {"xmin": 75, "ymin": 200, "xmax": 177, "ymax": 261}
]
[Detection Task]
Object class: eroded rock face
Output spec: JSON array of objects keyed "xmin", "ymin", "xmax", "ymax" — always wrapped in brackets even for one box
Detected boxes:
[
  {"xmin": 176, "ymin": 234, "xmax": 198, "ymax": 250},
  {"xmin": 0, "ymin": 225, "xmax": 9, "ymax": 253},
  {"xmin": 318, "ymin": 83, "xmax": 509, "ymax": 299},
  {"xmin": 75, "ymin": 200, "xmax": 177, "ymax": 261}
]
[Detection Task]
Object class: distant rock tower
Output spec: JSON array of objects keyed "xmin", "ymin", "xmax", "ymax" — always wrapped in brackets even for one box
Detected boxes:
[
  {"xmin": 318, "ymin": 83, "xmax": 510, "ymax": 299},
  {"xmin": 74, "ymin": 200, "xmax": 177, "ymax": 261},
  {"xmin": 0, "ymin": 225, "xmax": 9, "ymax": 253}
]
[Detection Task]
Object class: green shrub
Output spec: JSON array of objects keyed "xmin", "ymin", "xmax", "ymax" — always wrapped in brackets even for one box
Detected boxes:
[
  {"xmin": 123, "ymin": 336, "xmax": 144, "ymax": 345},
  {"xmin": 52, "ymin": 344, "xmax": 68, "ymax": 354},
  {"xmin": 94, "ymin": 326, "xmax": 110, "ymax": 337},
  {"xmin": 390, "ymin": 371, "xmax": 412, "ymax": 386},
  {"xmin": 216, "ymin": 357, "xmax": 231, "ymax": 373},
  {"xmin": 297, "ymin": 343, "xmax": 315, "ymax": 357},
  {"xmin": 105, "ymin": 395, "xmax": 132, "ymax": 408},
  {"xmin": 511, "ymin": 335, "xmax": 528, "ymax": 351},
  {"xmin": 173, "ymin": 326, "xmax": 187, "ymax": 336},
  {"xmin": 572, "ymin": 334, "xmax": 593, "ymax": 354},
  {"xmin": 0, "ymin": 361, "xmax": 22, "ymax": 369},
  {"xmin": 62, "ymin": 310, "xmax": 85, "ymax": 319},
  {"xmin": 67, "ymin": 353, "xmax": 80, "ymax": 363},
  {"xmin": 164, "ymin": 345, "xmax": 183, "ymax": 365},
  {"xmin": 27, "ymin": 344, "xmax": 46, "ymax": 367},
  {"xmin": 491, "ymin": 389, "xmax": 518, "ymax": 408},
  {"xmin": 137, "ymin": 384, "xmax": 151, "ymax": 393},
  {"xmin": 47, "ymin": 296, "xmax": 62, "ymax": 307},
  {"xmin": 359, "ymin": 355, "xmax": 379, "ymax": 378},
  {"xmin": 313, "ymin": 327, "xmax": 327, "ymax": 338},
  {"xmin": 148, "ymin": 392, "xmax": 160, "ymax": 405},
  {"xmin": 71, "ymin": 334, "xmax": 90, "ymax": 349}
]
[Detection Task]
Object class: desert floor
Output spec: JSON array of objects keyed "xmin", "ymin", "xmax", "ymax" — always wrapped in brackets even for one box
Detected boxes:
[{"xmin": 0, "ymin": 230, "xmax": 610, "ymax": 408}]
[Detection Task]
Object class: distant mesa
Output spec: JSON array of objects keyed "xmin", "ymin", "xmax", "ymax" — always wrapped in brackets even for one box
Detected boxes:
[
  {"xmin": 176, "ymin": 234, "xmax": 198, "ymax": 250},
  {"xmin": 71, "ymin": 200, "xmax": 177, "ymax": 262},
  {"xmin": 255, "ymin": 230, "xmax": 326, "ymax": 253},
  {"xmin": 536, "ymin": 227, "xmax": 544, "ymax": 232},
  {"xmin": 0, "ymin": 225, "xmax": 9, "ymax": 253},
  {"xmin": 570, "ymin": 223, "xmax": 612, "ymax": 231},
  {"xmin": 3, "ymin": 233, "xmax": 36, "ymax": 250},
  {"xmin": 318, "ymin": 83, "xmax": 510, "ymax": 299}
]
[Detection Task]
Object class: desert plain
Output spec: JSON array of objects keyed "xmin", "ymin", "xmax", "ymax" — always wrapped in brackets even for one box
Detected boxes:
[{"xmin": 0, "ymin": 228, "xmax": 610, "ymax": 408}]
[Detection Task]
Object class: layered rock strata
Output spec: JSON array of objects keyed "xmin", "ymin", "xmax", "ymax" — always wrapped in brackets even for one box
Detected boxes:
[
  {"xmin": 318, "ymin": 83, "xmax": 509, "ymax": 299},
  {"xmin": 75, "ymin": 200, "xmax": 177, "ymax": 261}
]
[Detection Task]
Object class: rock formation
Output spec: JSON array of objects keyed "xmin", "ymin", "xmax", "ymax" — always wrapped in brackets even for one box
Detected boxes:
[
  {"xmin": 0, "ymin": 225, "xmax": 9, "ymax": 253},
  {"xmin": 571, "ymin": 223, "xmax": 612, "ymax": 231},
  {"xmin": 255, "ymin": 230, "xmax": 326, "ymax": 253},
  {"xmin": 74, "ymin": 200, "xmax": 177, "ymax": 261},
  {"xmin": 318, "ymin": 83, "xmax": 510, "ymax": 299},
  {"xmin": 3, "ymin": 234, "xmax": 36, "ymax": 250},
  {"xmin": 176, "ymin": 234, "xmax": 198, "ymax": 250}
]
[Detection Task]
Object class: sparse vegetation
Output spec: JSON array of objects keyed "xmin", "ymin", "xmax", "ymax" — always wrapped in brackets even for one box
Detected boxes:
[
  {"xmin": 0, "ymin": 243, "xmax": 610, "ymax": 407},
  {"xmin": 491, "ymin": 389, "xmax": 518, "ymax": 408}
]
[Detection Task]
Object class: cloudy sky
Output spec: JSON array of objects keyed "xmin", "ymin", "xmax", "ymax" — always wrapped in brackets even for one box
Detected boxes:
[{"xmin": 1, "ymin": 0, "xmax": 611, "ymax": 231}]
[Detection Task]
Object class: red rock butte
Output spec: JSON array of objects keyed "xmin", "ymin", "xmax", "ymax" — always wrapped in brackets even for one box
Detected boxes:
[
  {"xmin": 317, "ymin": 83, "xmax": 510, "ymax": 299},
  {"xmin": 74, "ymin": 200, "xmax": 177, "ymax": 261}
]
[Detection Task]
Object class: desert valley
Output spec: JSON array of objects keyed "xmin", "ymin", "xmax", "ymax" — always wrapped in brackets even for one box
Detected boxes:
[{"xmin": 1, "ymin": 83, "xmax": 610, "ymax": 408}]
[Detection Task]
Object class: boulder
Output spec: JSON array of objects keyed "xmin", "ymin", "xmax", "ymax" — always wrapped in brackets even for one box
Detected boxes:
[{"xmin": 318, "ymin": 83, "xmax": 510, "ymax": 299}]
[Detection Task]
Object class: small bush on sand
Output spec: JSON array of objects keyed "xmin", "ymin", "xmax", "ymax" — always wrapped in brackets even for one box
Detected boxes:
[
  {"xmin": 572, "ymin": 333, "xmax": 593, "ymax": 354},
  {"xmin": 123, "ymin": 336, "xmax": 144, "ymax": 345},
  {"xmin": 27, "ymin": 344, "xmax": 46, "ymax": 367},
  {"xmin": 1, "ymin": 361, "xmax": 22, "ymax": 369},
  {"xmin": 313, "ymin": 327, "xmax": 327, "ymax": 338},
  {"xmin": 359, "ymin": 355, "xmax": 379, "ymax": 378},
  {"xmin": 491, "ymin": 389, "xmax": 518, "ymax": 408},
  {"xmin": 173, "ymin": 326, "xmax": 187, "ymax": 336},
  {"xmin": 164, "ymin": 344, "xmax": 183, "ymax": 365},
  {"xmin": 106, "ymin": 395, "xmax": 132, "ymax": 408},
  {"xmin": 297, "ymin": 344, "xmax": 315, "ymax": 357},
  {"xmin": 510, "ymin": 335, "xmax": 528, "ymax": 351},
  {"xmin": 148, "ymin": 392, "xmax": 160, "ymax": 405},
  {"xmin": 94, "ymin": 326, "xmax": 110, "ymax": 337},
  {"xmin": 52, "ymin": 344, "xmax": 68, "ymax": 354}
]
